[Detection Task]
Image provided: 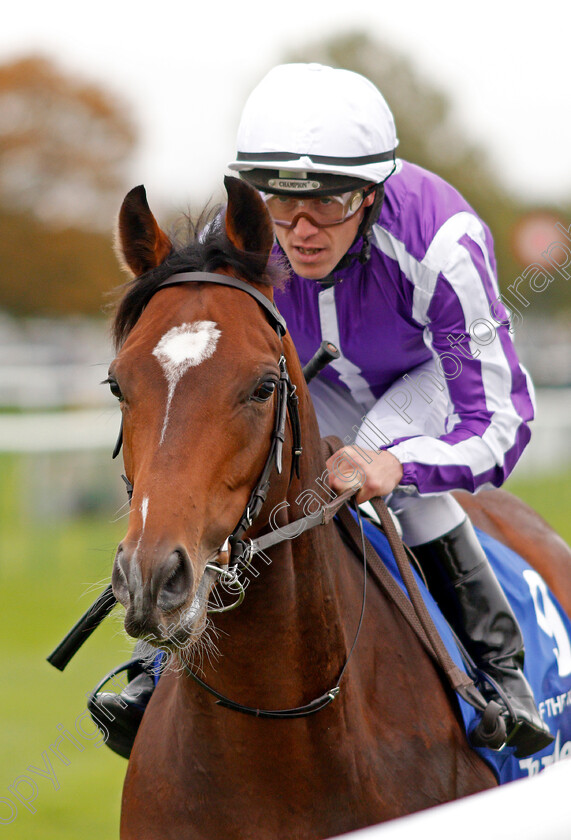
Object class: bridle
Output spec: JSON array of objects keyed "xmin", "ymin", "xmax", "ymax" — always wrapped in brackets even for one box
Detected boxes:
[
  {"xmin": 116, "ymin": 269, "xmax": 368, "ymax": 719},
  {"xmin": 62, "ymin": 267, "xmax": 500, "ymax": 737}
]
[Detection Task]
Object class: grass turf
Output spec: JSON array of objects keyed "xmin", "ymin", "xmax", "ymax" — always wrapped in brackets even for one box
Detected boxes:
[{"xmin": 1, "ymin": 455, "xmax": 127, "ymax": 838}]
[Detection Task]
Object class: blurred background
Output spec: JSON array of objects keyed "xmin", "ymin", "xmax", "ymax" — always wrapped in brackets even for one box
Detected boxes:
[{"xmin": 1, "ymin": 2, "xmax": 570, "ymax": 836}]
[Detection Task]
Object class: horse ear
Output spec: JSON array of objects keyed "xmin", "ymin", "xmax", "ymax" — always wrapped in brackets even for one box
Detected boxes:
[
  {"xmin": 224, "ymin": 175, "xmax": 274, "ymax": 265},
  {"xmin": 116, "ymin": 185, "xmax": 172, "ymax": 277}
]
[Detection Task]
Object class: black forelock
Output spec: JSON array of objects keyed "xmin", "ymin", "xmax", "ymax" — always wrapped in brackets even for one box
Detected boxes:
[{"xmin": 111, "ymin": 207, "xmax": 286, "ymax": 351}]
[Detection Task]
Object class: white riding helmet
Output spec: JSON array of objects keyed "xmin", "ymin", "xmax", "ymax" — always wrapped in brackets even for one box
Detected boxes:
[{"xmin": 228, "ymin": 63, "xmax": 399, "ymax": 196}]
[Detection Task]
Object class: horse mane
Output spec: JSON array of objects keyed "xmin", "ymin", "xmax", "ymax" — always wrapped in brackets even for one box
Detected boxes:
[{"xmin": 111, "ymin": 207, "xmax": 287, "ymax": 351}]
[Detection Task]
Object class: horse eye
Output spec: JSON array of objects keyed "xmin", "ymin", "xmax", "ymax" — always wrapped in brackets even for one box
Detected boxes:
[
  {"xmin": 102, "ymin": 376, "xmax": 123, "ymax": 401},
  {"xmin": 251, "ymin": 380, "xmax": 277, "ymax": 403}
]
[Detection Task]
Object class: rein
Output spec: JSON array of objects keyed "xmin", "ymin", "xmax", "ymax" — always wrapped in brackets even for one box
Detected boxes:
[
  {"xmin": 182, "ymin": 485, "xmax": 368, "ymax": 719},
  {"xmin": 51, "ymin": 267, "xmax": 501, "ymax": 741}
]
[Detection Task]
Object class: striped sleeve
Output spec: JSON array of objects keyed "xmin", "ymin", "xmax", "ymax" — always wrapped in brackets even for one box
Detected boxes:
[{"xmin": 382, "ymin": 212, "xmax": 536, "ymax": 494}]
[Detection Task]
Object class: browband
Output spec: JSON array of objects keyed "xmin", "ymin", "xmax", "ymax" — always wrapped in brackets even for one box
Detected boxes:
[{"xmin": 158, "ymin": 271, "xmax": 287, "ymax": 337}]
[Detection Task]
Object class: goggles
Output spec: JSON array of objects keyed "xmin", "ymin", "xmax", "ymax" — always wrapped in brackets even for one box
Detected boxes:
[{"xmin": 262, "ymin": 185, "xmax": 375, "ymax": 229}]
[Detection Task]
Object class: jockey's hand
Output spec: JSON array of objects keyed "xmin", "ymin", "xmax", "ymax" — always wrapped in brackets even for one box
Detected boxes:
[{"xmin": 326, "ymin": 447, "xmax": 404, "ymax": 504}]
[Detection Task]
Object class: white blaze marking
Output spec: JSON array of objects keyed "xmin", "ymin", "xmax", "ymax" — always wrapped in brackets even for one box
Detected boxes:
[
  {"xmin": 152, "ymin": 321, "xmax": 221, "ymax": 444},
  {"xmin": 132, "ymin": 495, "xmax": 149, "ymax": 566},
  {"xmin": 141, "ymin": 496, "xmax": 149, "ymax": 529}
]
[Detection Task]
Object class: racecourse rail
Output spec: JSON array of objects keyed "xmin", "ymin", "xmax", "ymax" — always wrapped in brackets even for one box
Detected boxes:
[{"xmin": 1, "ymin": 388, "xmax": 570, "ymax": 474}]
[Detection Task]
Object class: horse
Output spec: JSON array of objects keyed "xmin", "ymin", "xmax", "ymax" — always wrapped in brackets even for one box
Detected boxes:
[{"xmin": 106, "ymin": 176, "xmax": 571, "ymax": 840}]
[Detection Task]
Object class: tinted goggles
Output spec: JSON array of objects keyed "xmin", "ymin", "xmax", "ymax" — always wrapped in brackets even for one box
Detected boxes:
[{"xmin": 262, "ymin": 186, "xmax": 375, "ymax": 229}]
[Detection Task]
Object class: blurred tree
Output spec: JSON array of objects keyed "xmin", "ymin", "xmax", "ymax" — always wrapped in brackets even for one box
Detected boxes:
[
  {"xmin": 285, "ymin": 33, "xmax": 571, "ymax": 314},
  {"xmin": 0, "ymin": 55, "xmax": 136, "ymax": 229},
  {"xmin": 0, "ymin": 55, "xmax": 136, "ymax": 315},
  {"xmin": 0, "ymin": 207, "xmax": 124, "ymax": 316}
]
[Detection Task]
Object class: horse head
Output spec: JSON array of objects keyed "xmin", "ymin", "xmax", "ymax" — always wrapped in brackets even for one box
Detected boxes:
[{"xmin": 108, "ymin": 177, "xmax": 305, "ymax": 650}]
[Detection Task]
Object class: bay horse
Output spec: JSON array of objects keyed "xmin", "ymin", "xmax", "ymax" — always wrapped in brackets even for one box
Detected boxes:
[{"xmin": 107, "ymin": 176, "xmax": 571, "ymax": 840}]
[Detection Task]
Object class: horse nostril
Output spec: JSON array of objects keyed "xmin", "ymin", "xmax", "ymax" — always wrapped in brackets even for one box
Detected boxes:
[
  {"xmin": 111, "ymin": 546, "xmax": 131, "ymax": 606},
  {"xmin": 156, "ymin": 550, "xmax": 193, "ymax": 612}
]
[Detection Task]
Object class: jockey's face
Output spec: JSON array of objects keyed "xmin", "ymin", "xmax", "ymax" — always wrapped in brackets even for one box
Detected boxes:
[{"xmin": 273, "ymin": 192, "xmax": 375, "ymax": 280}]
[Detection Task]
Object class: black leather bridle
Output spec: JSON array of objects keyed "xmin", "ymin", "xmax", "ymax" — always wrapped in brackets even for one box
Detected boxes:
[
  {"xmin": 143, "ymin": 271, "xmax": 365, "ymax": 719},
  {"xmin": 54, "ymin": 270, "xmax": 498, "ymax": 737},
  {"xmin": 57, "ymin": 269, "xmax": 365, "ymax": 719}
]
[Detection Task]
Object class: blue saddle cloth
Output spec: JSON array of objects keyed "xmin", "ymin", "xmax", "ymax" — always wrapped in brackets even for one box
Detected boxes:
[{"xmin": 356, "ymin": 513, "xmax": 571, "ymax": 783}]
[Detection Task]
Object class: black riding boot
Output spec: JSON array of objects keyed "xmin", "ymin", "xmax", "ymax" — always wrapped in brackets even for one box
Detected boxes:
[
  {"xmin": 413, "ymin": 518, "xmax": 553, "ymax": 759},
  {"xmin": 88, "ymin": 658, "xmax": 155, "ymax": 759}
]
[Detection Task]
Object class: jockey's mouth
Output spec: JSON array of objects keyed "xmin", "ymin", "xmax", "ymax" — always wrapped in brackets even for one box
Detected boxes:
[
  {"xmin": 292, "ymin": 244, "xmax": 327, "ymax": 263},
  {"xmin": 297, "ymin": 246, "xmax": 323, "ymax": 255}
]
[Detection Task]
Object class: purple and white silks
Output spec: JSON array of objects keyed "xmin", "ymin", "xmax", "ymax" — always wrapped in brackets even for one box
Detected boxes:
[{"xmin": 274, "ymin": 160, "xmax": 535, "ymax": 497}]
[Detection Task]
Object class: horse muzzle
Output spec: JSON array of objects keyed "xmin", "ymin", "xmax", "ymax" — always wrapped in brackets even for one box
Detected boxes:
[{"xmin": 112, "ymin": 542, "xmax": 200, "ymax": 643}]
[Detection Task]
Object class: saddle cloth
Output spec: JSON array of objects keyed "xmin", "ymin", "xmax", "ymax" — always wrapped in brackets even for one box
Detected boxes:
[{"xmin": 356, "ymin": 513, "xmax": 571, "ymax": 783}]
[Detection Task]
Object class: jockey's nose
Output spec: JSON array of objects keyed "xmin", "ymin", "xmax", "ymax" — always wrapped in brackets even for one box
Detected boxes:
[
  {"xmin": 112, "ymin": 543, "xmax": 194, "ymax": 636},
  {"xmin": 291, "ymin": 215, "xmax": 320, "ymax": 237}
]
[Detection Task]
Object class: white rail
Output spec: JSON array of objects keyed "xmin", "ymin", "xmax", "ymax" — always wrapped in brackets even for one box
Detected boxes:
[
  {"xmin": 0, "ymin": 409, "xmax": 118, "ymax": 452},
  {"xmin": 0, "ymin": 389, "xmax": 570, "ymax": 472}
]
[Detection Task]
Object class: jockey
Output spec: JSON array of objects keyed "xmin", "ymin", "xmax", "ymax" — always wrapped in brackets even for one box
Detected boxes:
[{"xmin": 90, "ymin": 62, "xmax": 553, "ymax": 760}]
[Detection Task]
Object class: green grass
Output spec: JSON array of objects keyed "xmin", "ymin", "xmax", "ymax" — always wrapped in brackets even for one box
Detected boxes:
[
  {"xmin": 1, "ymin": 453, "xmax": 569, "ymax": 837},
  {"xmin": 1, "ymin": 520, "xmax": 128, "ymax": 838},
  {"xmin": 504, "ymin": 469, "xmax": 571, "ymax": 545},
  {"xmin": 1, "ymin": 456, "xmax": 128, "ymax": 838}
]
